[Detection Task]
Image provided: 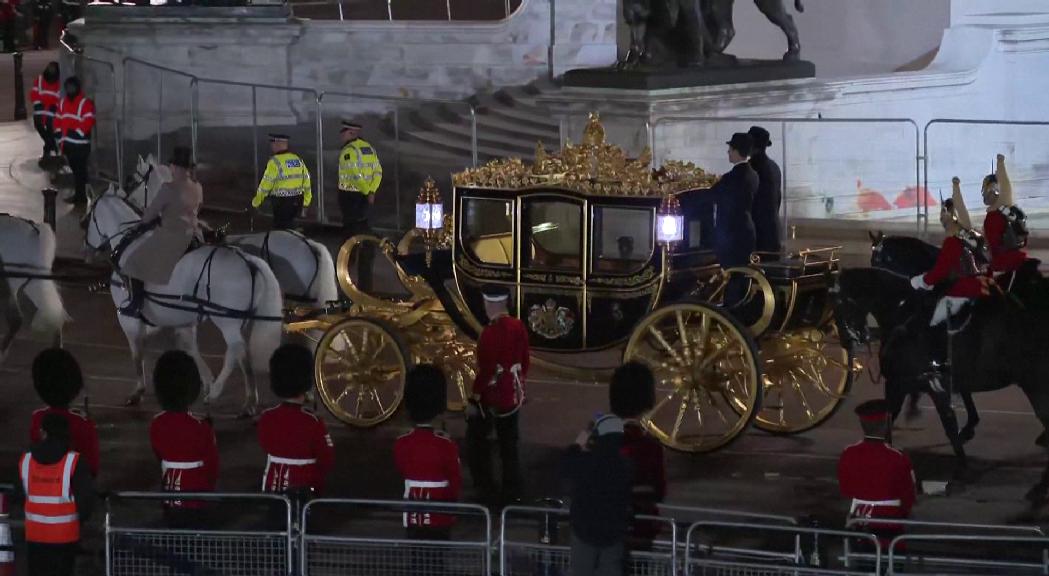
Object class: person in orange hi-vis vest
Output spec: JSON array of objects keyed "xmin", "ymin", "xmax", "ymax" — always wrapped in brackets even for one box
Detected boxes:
[
  {"xmin": 150, "ymin": 350, "xmax": 219, "ymax": 529},
  {"xmin": 17, "ymin": 414, "xmax": 95, "ymax": 576},
  {"xmin": 28, "ymin": 349, "xmax": 99, "ymax": 478},
  {"xmin": 53, "ymin": 76, "xmax": 95, "ymax": 205},
  {"xmin": 28, "ymin": 62, "xmax": 61, "ymax": 163}
]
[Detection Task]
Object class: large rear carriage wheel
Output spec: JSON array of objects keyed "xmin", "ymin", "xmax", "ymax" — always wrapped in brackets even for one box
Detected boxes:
[
  {"xmin": 623, "ymin": 303, "xmax": 762, "ymax": 453},
  {"xmin": 753, "ymin": 322, "xmax": 853, "ymax": 434},
  {"xmin": 315, "ymin": 318, "xmax": 410, "ymax": 427}
]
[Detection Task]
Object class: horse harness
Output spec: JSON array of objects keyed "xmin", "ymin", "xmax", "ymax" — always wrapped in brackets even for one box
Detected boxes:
[{"xmin": 258, "ymin": 229, "xmax": 320, "ymax": 303}]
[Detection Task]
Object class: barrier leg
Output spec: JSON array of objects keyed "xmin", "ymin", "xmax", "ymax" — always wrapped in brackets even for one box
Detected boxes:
[{"xmin": 13, "ymin": 52, "xmax": 27, "ymax": 121}]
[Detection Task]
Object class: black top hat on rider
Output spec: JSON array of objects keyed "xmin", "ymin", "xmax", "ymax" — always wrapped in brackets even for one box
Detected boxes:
[
  {"xmin": 168, "ymin": 146, "xmax": 195, "ymax": 170},
  {"xmin": 32, "ymin": 348, "xmax": 84, "ymax": 408},
  {"xmin": 404, "ymin": 364, "xmax": 447, "ymax": 424},
  {"xmin": 855, "ymin": 399, "xmax": 891, "ymax": 439},
  {"xmin": 270, "ymin": 343, "xmax": 315, "ymax": 399},
  {"xmin": 154, "ymin": 350, "xmax": 203, "ymax": 412}
]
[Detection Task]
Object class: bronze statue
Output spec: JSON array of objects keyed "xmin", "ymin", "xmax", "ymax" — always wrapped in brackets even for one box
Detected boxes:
[{"xmin": 619, "ymin": 0, "xmax": 804, "ymax": 69}]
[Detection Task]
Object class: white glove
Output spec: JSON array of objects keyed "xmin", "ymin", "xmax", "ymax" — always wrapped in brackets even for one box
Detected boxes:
[{"xmin": 910, "ymin": 274, "xmax": 931, "ymax": 290}]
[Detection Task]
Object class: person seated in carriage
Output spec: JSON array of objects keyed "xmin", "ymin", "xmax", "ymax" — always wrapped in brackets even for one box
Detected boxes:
[
  {"xmin": 909, "ymin": 177, "xmax": 991, "ymax": 329},
  {"xmin": 116, "ymin": 146, "xmax": 203, "ymax": 318},
  {"xmin": 981, "ymin": 154, "xmax": 1029, "ymax": 278}
]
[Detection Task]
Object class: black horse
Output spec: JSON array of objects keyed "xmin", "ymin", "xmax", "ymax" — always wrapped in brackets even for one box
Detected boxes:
[{"xmin": 834, "ymin": 266, "xmax": 1049, "ymax": 501}]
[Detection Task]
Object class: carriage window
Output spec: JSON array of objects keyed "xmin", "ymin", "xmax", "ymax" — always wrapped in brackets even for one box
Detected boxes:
[
  {"xmin": 523, "ymin": 199, "xmax": 582, "ymax": 272},
  {"xmin": 591, "ymin": 207, "xmax": 654, "ymax": 274},
  {"xmin": 462, "ymin": 198, "xmax": 514, "ymax": 266}
]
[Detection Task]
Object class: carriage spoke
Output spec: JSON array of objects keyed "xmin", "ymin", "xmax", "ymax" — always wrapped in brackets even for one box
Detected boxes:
[
  {"xmin": 353, "ymin": 387, "xmax": 365, "ymax": 418},
  {"xmin": 333, "ymin": 383, "xmax": 355, "ymax": 405},
  {"xmin": 670, "ymin": 393, "xmax": 690, "ymax": 442},
  {"xmin": 649, "ymin": 387, "xmax": 679, "ymax": 417},
  {"xmin": 788, "ymin": 370, "xmax": 815, "ymax": 420},
  {"xmin": 693, "ymin": 314, "xmax": 711, "ymax": 362},
  {"xmin": 692, "ymin": 390, "xmax": 705, "ymax": 430},
  {"xmin": 676, "ymin": 311, "xmax": 692, "ymax": 364},
  {"xmin": 648, "ymin": 326, "xmax": 685, "ymax": 366},
  {"xmin": 369, "ymin": 387, "xmax": 387, "ymax": 415},
  {"xmin": 368, "ymin": 335, "xmax": 389, "ymax": 361},
  {"xmin": 338, "ymin": 331, "xmax": 361, "ymax": 363}
]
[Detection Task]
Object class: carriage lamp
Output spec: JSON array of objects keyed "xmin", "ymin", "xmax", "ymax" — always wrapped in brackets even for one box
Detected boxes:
[
  {"xmin": 415, "ymin": 177, "xmax": 444, "ymax": 267},
  {"xmin": 656, "ymin": 194, "xmax": 684, "ymax": 245}
]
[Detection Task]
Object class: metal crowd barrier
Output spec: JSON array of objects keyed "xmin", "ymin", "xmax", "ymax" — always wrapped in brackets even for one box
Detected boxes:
[
  {"xmin": 105, "ymin": 491, "xmax": 294, "ymax": 576},
  {"xmin": 685, "ymin": 520, "xmax": 881, "ymax": 576},
  {"xmin": 301, "ymin": 498, "xmax": 492, "ymax": 576},
  {"xmin": 499, "ymin": 505, "xmax": 677, "ymax": 576}
]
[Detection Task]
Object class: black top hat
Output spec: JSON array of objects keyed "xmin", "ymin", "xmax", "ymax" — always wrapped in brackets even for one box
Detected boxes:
[
  {"xmin": 268, "ymin": 133, "xmax": 290, "ymax": 143},
  {"xmin": 747, "ymin": 126, "xmax": 771, "ymax": 149},
  {"xmin": 168, "ymin": 146, "xmax": 195, "ymax": 170},
  {"xmin": 341, "ymin": 120, "xmax": 363, "ymax": 131},
  {"xmin": 481, "ymin": 284, "xmax": 511, "ymax": 303},
  {"xmin": 726, "ymin": 133, "xmax": 754, "ymax": 157}
]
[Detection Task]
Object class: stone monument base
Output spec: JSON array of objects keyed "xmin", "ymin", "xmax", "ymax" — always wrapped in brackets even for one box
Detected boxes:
[{"xmin": 562, "ymin": 59, "xmax": 815, "ymax": 90}]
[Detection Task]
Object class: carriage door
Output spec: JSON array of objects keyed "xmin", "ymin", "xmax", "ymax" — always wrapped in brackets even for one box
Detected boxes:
[{"xmin": 519, "ymin": 195, "xmax": 585, "ymax": 351}]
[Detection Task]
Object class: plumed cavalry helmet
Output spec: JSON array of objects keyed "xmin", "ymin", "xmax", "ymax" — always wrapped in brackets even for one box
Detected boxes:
[
  {"xmin": 32, "ymin": 348, "xmax": 83, "ymax": 408},
  {"xmin": 154, "ymin": 350, "xmax": 202, "ymax": 411},
  {"xmin": 404, "ymin": 364, "xmax": 447, "ymax": 423},
  {"xmin": 942, "ymin": 177, "xmax": 973, "ymax": 230},
  {"xmin": 270, "ymin": 343, "xmax": 315, "ymax": 398}
]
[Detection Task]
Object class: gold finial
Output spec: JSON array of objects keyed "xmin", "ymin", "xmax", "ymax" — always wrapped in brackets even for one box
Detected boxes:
[
  {"xmin": 534, "ymin": 141, "xmax": 547, "ymax": 174},
  {"xmin": 417, "ymin": 176, "xmax": 442, "ymax": 204},
  {"xmin": 582, "ymin": 112, "xmax": 605, "ymax": 147}
]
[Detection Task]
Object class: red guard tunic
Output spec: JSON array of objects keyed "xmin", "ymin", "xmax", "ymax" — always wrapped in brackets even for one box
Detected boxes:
[
  {"xmin": 921, "ymin": 235, "xmax": 986, "ymax": 298},
  {"xmin": 30, "ymin": 407, "xmax": 99, "ymax": 477},
  {"xmin": 838, "ymin": 439, "xmax": 916, "ymax": 541},
  {"xmin": 150, "ymin": 411, "xmax": 218, "ymax": 508},
  {"xmin": 983, "ymin": 210, "xmax": 1027, "ymax": 273},
  {"xmin": 257, "ymin": 402, "xmax": 334, "ymax": 494},
  {"xmin": 472, "ymin": 315, "xmax": 531, "ymax": 413},
  {"xmin": 29, "ymin": 75, "xmax": 61, "ymax": 119},
  {"xmin": 393, "ymin": 425, "xmax": 462, "ymax": 528},
  {"xmin": 53, "ymin": 93, "xmax": 95, "ymax": 151},
  {"xmin": 621, "ymin": 421, "xmax": 667, "ymax": 541}
]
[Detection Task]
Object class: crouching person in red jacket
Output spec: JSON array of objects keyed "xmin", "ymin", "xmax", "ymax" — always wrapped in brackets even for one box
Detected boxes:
[
  {"xmin": 150, "ymin": 350, "xmax": 218, "ymax": 528},
  {"xmin": 395, "ymin": 364, "xmax": 462, "ymax": 576}
]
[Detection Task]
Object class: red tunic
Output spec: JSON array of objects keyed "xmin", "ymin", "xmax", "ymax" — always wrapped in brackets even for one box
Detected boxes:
[
  {"xmin": 29, "ymin": 76, "xmax": 61, "ymax": 118},
  {"xmin": 621, "ymin": 421, "xmax": 667, "ymax": 541},
  {"xmin": 838, "ymin": 439, "xmax": 916, "ymax": 541},
  {"xmin": 29, "ymin": 407, "xmax": 99, "ymax": 477},
  {"xmin": 393, "ymin": 425, "xmax": 462, "ymax": 528},
  {"xmin": 921, "ymin": 236, "xmax": 986, "ymax": 298},
  {"xmin": 257, "ymin": 402, "xmax": 334, "ymax": 494},
  {"xmin": 983, "ymin": 210, "xmax": 1027, "ymax": 273},
  {"xmin": 472, "ymin": 315, "xmax": 531, "ymax": 412},
  {"xmin": 150, "ymin": 411, "xmax": 219, "ymax": 508}
]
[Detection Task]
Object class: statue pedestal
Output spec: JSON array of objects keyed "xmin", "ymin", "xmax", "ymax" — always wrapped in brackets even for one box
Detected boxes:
[{"xmin": 562, "ymin": 59, "xmax": 815, "ymax": 90}]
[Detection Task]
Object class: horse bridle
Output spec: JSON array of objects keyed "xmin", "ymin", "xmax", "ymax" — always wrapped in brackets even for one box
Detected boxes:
[
  {"xmin": 125, "ymin": 163, "xmax": 154, "ymax": 201},
  {"xmin": 84, "ymin": 196, "xmax": 142, "ymax": 256}
]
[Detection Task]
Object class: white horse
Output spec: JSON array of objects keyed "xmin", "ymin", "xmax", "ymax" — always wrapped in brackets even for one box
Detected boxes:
[
  {"xmin": 85, "ymin": 187, "xmax": 283, "ymax": 414},
  {"xmin": 0, "ymin": 215, "xmax": 68, "ymax": 363},
  {"xmin": 128, "ymin": 154, "xmax": 338, "ymax": 307}
]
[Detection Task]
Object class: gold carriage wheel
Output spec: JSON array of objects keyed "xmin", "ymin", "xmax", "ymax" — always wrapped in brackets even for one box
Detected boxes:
[
  {"xmin": 753, "ymin": 321, "xmax": 854, "ymax": 434},
  {"xmin": 314, "ymin": 318, "xmax": 410, "ymax": 427},
  {"xmin": 623, "ymin": 302, "xmax": 762, "ymax": 453},
  {"xmin": 702, "ymin": 266, "xmax": 776, "ymax": 337}
]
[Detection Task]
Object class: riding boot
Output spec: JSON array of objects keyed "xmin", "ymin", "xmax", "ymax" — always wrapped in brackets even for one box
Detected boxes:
[{"xmin": 119, "ymin": 277, "xmax": 145, "ymax": 318}]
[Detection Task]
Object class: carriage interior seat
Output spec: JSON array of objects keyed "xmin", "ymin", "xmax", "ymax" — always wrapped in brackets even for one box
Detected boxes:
[{"xmin": 468, "ymin": 233, "xmax": 515, "ymax": 266}]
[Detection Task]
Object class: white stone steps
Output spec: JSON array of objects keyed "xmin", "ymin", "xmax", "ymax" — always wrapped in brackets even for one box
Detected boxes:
[{"xmin": 402, "ymin": 128, "xmax": 532, "ymax": 160}]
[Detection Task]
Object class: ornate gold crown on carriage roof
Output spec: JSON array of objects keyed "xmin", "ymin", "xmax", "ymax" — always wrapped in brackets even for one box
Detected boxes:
[{"xmin": 451, "ymin": 113, "xmax": 718, "ymax": 196}]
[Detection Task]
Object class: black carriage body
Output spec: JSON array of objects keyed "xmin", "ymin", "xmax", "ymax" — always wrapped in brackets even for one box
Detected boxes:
[{"xmin": 453, "ymin": 185, "xmax": 722, "ymax": 352}]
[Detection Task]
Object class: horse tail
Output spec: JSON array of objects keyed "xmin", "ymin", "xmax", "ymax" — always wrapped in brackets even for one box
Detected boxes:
[
  {"xmin": 27, "ymin": 226, "xmax": 70, "ymax": 334},
  {"xmin": 246, "ymin": 256, "xmax": 284, "ymax": 377},
  {"xmin": 308, "ymin": 239, "xmax": 339, "ymax": 306}
]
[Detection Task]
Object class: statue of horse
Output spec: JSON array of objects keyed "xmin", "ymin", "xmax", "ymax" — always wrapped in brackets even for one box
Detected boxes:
[{"xmin": 834, "ymin": 266, "xmax": 1049, "ymax": 501}]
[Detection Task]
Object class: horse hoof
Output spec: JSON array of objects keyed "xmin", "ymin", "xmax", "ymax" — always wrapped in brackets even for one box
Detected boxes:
[
  {"xmin": 124, "ymin": 392, "xmax": 144, "ymax": 407},
  {"xmin": 945, "ymin": 479, "xmax": 966, "ymax": 496},
  {"xmin": 960, "ymin": 427, "xmax": 976, "ymax": 444},
  {"xmin": 1036, "ymin": 431, "xmax": 1049, "ymax": 448}
]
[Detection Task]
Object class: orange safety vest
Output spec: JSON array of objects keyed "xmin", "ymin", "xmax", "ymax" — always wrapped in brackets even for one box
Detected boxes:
[{"xmin": 19, "ymin": 452, "xmax": 81, "ymax": 544}]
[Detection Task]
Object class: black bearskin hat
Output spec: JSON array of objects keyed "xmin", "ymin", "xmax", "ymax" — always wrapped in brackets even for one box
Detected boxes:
[
  {"xmin": 32, "ymin": 348, "xmax": 83, "ymax": 408},
  {"xmin": 404, "ymin": 364, "xmax": 447, "ymax": 423},
  {"xmin": 270, "ymin": 344, "xmax": 315, "ymax": 399},
  {"xmin": 610, "ymin": 361, "xmax": 655, "ymax": 419},
  {"xmin": 154, "ymin": 350, "xmax": 202, "ymax": 412}
]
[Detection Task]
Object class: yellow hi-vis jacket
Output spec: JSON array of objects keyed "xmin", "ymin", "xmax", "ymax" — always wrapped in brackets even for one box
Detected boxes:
[
  {"xmin": 338, "ymin": 139, "xmax": 382, "ymax": 195},
  {"xmin": 253, "ymin": 152, "xmax": 312, "ymax": 208}
]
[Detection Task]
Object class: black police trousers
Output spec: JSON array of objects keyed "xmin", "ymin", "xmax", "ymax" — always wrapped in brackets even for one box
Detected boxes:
[
  {"xmin": 269, "ymin": 195, "xmax": 303, "ymax": 230},
  {"xmin": 338, "ymin": 190, "xmax": 374, "ymax": 292}
]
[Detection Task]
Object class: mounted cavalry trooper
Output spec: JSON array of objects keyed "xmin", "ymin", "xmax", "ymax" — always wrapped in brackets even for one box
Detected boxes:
[
  {"xmin": 910, "ymin": 177, "xmax": 990, "ymax": 330},
  {"xmin": 838, "ymin": 399, "xmax": 916, "ymax": 549},
  {"xmin": 981, "ymin": 154, "xmax": 1029, "ymax": 278},
  {"xmin": 117, "ymin": 146, "xmax": 203, "ymax": 319},
  {"xmin": 252, "ymin": 133, "xmax": 312, "ymax": 230},
  {"xmin": 467, "ymin": 285, "xmax": 530, "ymax": 507}
]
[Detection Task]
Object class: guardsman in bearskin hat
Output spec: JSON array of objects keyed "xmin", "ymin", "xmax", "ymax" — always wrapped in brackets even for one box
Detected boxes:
[
  {"xmin": 981, "ymin": 154, "xmax": 1029, "ymax": 277},
  {"xmin": 257, "ymin": 344, "xmax": 334, "ymax": 497},
  {"xmin": 467, "ymin": 285, "xmax": 531, "ymax": 506},
  {"xmin": 395, "ymin": 365, "xmax": 462, "ymax": 573},
  {"xmin": 29, "ymin": 348, "xmax": 99, "ymax": 477},
  {"xmin": 612, "ymin": 362, "xmax": 666, "ymax": 549},
  {"xmin": 150, "ymin": 350, "xmax": 218, "ymax": 527},
  {"xmin": 910, "ymin": 177, "xmax": 990, "ymax": 328},
  {"xmin": 838, "ymin": 399, "xmax": 916, "ymax": 548}
]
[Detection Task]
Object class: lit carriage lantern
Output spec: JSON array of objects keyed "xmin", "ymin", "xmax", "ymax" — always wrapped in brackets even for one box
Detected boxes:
[
  {"xmin": 656, "ymin": 193, "xmax": 684, "ymax": 246},
  {"xmin": 415, "ymin": 177, "xmax": 444, "ymax": 267}
]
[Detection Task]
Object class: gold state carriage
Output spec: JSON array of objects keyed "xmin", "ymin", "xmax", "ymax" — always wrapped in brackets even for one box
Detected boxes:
[{"xmin": 285, "ymin": 114, "xmax": 855, "ymax": 452}]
